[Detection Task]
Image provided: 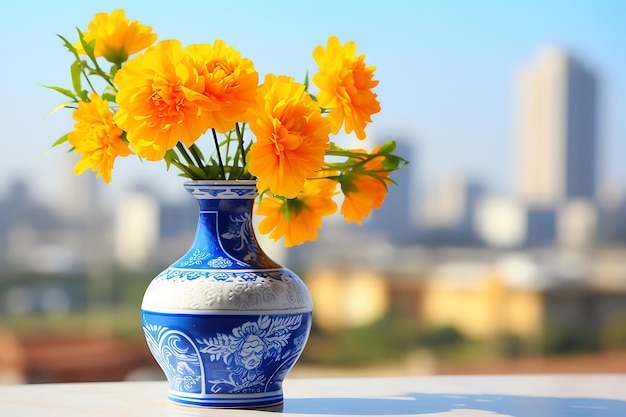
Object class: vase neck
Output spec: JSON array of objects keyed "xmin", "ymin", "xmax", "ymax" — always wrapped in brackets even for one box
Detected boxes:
[{"xmin": 171, "ymin": 182, "xmax": 279, "ymax": 270}]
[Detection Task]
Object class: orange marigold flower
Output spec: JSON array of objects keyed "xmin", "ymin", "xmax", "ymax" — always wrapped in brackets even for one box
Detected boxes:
[
  {"xmin": 182, "ymin": 41, "xmax": 259, "ymax": 133},
  {"xmin": 247, "ymin": 74, "xmax": 331, "ymax": 199},
  {"xmin": 68, "ymin": 93, "xmax": 131, "ymax": 183},
  {"xmin": 256, "ymin": 177, "xmax": 338, "ymax": 247},
  {"xmin": 76, "ymin": 9, "xmax": 157, "ymax": 64},
  {"xmin": 340, "ymin": 147, "xmax": 390, "ymax": 224},
  {"xmin": 114, "ymin": 40, "xmax": 208, "ymax": 161},
  {"xmin": 312, "ymin": 36, "xmax": 380, "ymax": 140}
]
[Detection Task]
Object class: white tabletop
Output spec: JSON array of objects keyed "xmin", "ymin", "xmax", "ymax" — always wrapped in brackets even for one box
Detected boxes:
[{"xmin": 0, "ymin": 375, "xmax": 625, "ymax": 416}]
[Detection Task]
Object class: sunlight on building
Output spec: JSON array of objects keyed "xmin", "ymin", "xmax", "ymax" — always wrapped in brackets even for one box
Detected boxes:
[
  {"xmin": 306, "ymin": 268, "xmax": 389, "ymax": 332},
  {"xmin": 114, "ymin": 192, "xmax": 160, "ymax": 270}
]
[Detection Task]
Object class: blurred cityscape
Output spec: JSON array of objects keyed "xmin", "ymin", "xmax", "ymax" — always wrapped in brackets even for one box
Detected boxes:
[{"xmin": 2, "ymin": 45, "xmax": 626, "ymax": 383}]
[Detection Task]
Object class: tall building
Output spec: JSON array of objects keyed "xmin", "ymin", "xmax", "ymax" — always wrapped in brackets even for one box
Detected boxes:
[{"xmin": 515, "ymin": 46, "xmax": 598, "ymax": 207}]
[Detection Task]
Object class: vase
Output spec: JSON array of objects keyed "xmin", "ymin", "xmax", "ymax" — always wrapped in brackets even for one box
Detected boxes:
[{"xmin": 141, "ymin": 180, "xmax": 312, "ymax": 408}]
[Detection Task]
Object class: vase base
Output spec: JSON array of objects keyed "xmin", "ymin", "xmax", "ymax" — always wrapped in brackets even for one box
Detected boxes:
[{"xmin": 168, "ymin": 391, "xmax": 284, "ymax": 409}]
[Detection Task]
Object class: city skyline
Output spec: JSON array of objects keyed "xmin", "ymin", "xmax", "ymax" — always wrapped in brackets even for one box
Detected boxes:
[{"xmin": 0, "ymin": 1, "xmax": 625, "ymax": 207}]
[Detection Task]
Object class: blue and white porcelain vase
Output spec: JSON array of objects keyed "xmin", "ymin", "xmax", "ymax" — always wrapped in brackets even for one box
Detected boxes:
[{"xmin": 141, "ymin": 180, "xmax": 312, "ymax": 408}]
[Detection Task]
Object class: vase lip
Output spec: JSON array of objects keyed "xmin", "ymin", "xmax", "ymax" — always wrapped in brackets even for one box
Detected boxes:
[
  {"xmin": 183, "ymin": 179, "xmax": 259, "ymax": 200},
  {"xmin": 184, "ymin": 179, "xmax": 258, "ymax": 186}
]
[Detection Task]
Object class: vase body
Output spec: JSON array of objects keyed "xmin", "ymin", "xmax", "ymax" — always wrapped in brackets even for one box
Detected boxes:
[{"xmin": 141, "ymin": 181, "xmax": 312, "ymax": 408}]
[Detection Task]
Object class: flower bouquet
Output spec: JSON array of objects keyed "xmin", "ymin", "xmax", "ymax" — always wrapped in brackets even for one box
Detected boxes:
[
  {"xmin": 44, "ymin": 9, "xmax": 410, "ymax": 408},
  {"xmin": 46, "ymin": 9, "xmax": 407, "ymax": 247}
]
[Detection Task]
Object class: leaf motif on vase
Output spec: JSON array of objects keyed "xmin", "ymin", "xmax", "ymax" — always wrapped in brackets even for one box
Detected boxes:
[
  {"xmin": 220, "ymin": 212, "xmax": 262, "ymax": 262},
  {"xmin": 179, "ymin": 249, "xmax": 212, "ymax": 267},
  {"xmin": 220, "ymin": 213, "xmax": 251, "ymax": 250}
]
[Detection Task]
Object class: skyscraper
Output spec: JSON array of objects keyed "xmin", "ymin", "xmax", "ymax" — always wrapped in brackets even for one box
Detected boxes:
[{"xmin": 515, "ymin": 46, "xmax": 598, "ymax": 207}]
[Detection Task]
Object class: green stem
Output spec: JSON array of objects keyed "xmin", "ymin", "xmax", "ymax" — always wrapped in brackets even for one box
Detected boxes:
[
  {"xmin": 224, "ymin": 132, "xmax": 232, "ymax": 166},
  {"xmin": 86, "ymin": 54, "xmax": 117, "ymax": 90},
  {"xmin": 176, "ymin": 143, "xmax": 196, "ymax": 167},
  {"xmin": 212, "ymin": 129, "xmax": 227, "ymax": 179},
  {"xmin": 324, "ymin": 149, "xmax": 371, "ymax": 158},
  {"xmin": 189, "ymin": 144, "xmax": 206, "ymax": 169},
  {"xmin": 82, "ymin": 70, "xmax": 98, "ymax": 94},
  {"xmin": 236, "ymin": 123, "xmax": 247, "ymax": 166},
  {"xmin": 176, "ymin": 142, "xmax": 195, "ymax": 179}
]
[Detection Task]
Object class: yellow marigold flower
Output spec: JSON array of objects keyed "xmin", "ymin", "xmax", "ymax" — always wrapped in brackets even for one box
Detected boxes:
[
  {"xmin": 312, "ymin": 36, "xmax": 381, "ymax": 140},
  {"xmin": 68, "ymin": 93, "xmax": 131, "ymax": 183},
  {"xmin": 114, "ymin": 40, "xmax": 208, "ymax": 161},
  {"xmin": 340, "ymin": 147, "xmax": 390, "ymax": 224},
  {"xmin": 256, "ymin": 177, "xmax": 338, "ymax": 247},
  {"xmin": 247, "ymin": 74, "xmax": 331, "ymax": 199},
  {"xmin": 76, "ymin": 9, "xmax": 157, "ymax": 64},
  {"xmin": 182, "ymin": 41, "xmax": 259, "ymax": 133}
]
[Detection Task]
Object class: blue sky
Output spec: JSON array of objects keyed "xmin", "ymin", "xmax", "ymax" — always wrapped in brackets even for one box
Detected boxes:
[{"xmin": 1, "ymin": 0, "xmax": 624, "ymax": 205}]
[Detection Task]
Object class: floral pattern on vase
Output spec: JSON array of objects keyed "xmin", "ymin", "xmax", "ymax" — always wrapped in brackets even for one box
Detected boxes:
[{"xmin": 198, "ymin": 315, "xmax": 304, "ymax": 394}]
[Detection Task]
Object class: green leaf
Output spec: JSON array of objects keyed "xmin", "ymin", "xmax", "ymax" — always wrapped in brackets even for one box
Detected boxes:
[
  {"xmin": 303, "ymin": 71, "xmax": 310, "ymax": 92},
  {"xmin": 382, "ymin": 154, "xmax": 407, "ymax": 171},
  {"xmin": 47, "ymin": 133, "xmax": 70, "ymax": 151},
  {"xmin": 189, "ymin": 165, "xmax": 207, "ymax": 178},
  {"xmin": 70, "ymin": 60, "xmax": 83, "ymax": 98},
  {"xmin": 102, "ymin": 85, "xmax": 117, "ymax": 102},
  {"xmin": 109, "ymin": 63, "xmax": 121, "ymax": 78},
  {"xmin": 44, "ymin": 101, "xmax": 75, "ymax": 118},
  {"xmin": 328, "ymin": 142, "xmax": 342, "ymax": 152},
  {"xmin": 101, "ymin": 92, "xmax": 116, "ymax": 102},
  {"xmin": 164, "ymin": 149, "xmax": 179, "ymax": 171},
  {"xmin": 57, "ymin": 34, "xmax": 79, "ymax": 57},
  {"xmin": 379, "ymin": 140, "xmax": 397, "ymax": 155},
  {"xmin": 189, "ymin": 144, "xmax": 206, "ymax": 166},
  {"xmin": 284, "ymin": 197, "xmax": 305, "ymax": 220},
  {"xmin": 339, "ymin": 175, "xmax": 360, "ymax": 194},
  {"xmin": 76, "ymin": 28, "xmax": 97, "ymax": 63},
  {"xmin": 40, "ymin": 84, "xmax": 77, "ymax": 101}
]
